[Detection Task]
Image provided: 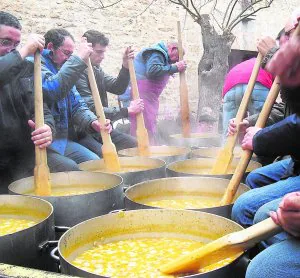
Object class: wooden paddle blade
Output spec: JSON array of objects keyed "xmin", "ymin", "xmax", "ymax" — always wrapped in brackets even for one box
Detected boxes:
[
  {"xmin": 102, "ymin": 141, "xmax": 121, "ymax": 172},
  {"xmin": 160, "ymin": 236, "xmax": 237, "ymax": 274},
  {"xmin": 160, "ymin": 218, "xmax": 281, "ymax": 275},
  {"xmin": 211, "ymin": 136, "xmax": 235, "ymax": 174},
  {"xmin": 34, "ymin": 149, "xmax": 51, "ymax": 196},
  {"xmin": 136, "ymin": 123, "xmax": 150, "ymax": 156}
]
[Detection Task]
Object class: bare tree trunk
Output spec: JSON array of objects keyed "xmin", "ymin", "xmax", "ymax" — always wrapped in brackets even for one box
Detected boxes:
[{"xmin": 196, "ymin": 15, "xmax": 235, "ymax": 130}]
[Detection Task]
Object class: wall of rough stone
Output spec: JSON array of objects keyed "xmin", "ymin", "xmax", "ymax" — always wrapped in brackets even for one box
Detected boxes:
[{"xmin": 1, "ymin": 0, "xmax": 299, "ymax": 121}]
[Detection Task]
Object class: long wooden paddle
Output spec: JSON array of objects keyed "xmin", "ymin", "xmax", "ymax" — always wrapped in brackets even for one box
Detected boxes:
[
  {"xmin": 219, "ymin": 77, "xmax": 280, "ymax": 205},
  {"xmin": 128, "ymin": 58, "xmax": 150, "ymax": 156},
  {"xmin": 87, "ymin": 59, "xmax": 121, "ymax": 172},
  {"xmin": 177, "ymin": 21, "xmax": 191, "ymax": 138},
  {"xmin": 211, "ymin": 53, "xmax": 263, "ymax": 175},
  {"xmin": 160, "ymin": 217, "xmax": 282, "ymax": 274},
  {"xmin": 220, "ymin": 20, "xmax": 300, "ymax": 205},
  {"xmin": 34, "ymin": 50, "xmax": 51, "ymax": 196}
]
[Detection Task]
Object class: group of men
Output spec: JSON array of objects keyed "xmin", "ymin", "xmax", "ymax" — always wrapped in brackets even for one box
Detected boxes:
[
  {"xmin": 2, "ymin": 7, "xmax": 300, "ymax": 277},
  {"xmin": 0, "ymin": 11, "xmax": 187, "ymax": 191},
  {"xmin": 226, "ymin": 9, "xmax": 300, "ymax": 278}
]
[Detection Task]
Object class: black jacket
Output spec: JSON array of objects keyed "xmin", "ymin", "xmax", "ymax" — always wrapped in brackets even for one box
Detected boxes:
[
  {"xmin": 76, "ymin": 65, "xmax": 130, "ymax": 122},
  {"xmin": 253, "ymin": 85, "xmax": 300, "ymax": 176},
  {"xmin": 0, "ymin": 51, "xmax": 55, "ymax": 156}
]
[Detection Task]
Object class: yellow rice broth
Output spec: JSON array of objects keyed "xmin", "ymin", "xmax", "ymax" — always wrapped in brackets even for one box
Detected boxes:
[
  {"xmin": 71, "ymin": 236, "xmax": 237, "ymax": 278},
  {"xmin": 0, "ymin": 207, "xmax": 44, "ymax": 236},
  {"xmin": 95, "ymin": 165, "xmax": 156, "ymax": 174},
  {"xmin": 134, "ymin": 192, "xmax": 224, "ymax": 209},
  {"xmin": 25, "ymin": 184, "xmax": 107, "ymax": 197},
  {"xmin": 174, "ymin": 165, "xmax": 237, "ymax": 175}
]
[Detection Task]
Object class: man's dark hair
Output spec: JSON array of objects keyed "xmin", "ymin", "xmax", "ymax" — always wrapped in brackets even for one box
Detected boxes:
[
  {"xmin": 83, "ymin": 30, "xmax": 109, "ymax": 46},
  {"xmin": 0, "ymin": 11, "xmax": 22, "ymax": 30},
  {"xmin": 44, "ymin": 28, "xmax": 74, "ymax": 49}
]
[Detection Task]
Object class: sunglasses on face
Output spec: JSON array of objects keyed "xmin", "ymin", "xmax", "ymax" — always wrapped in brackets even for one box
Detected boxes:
[{"xmin": 0, "ymin": 38, "xmax": 20, "ymax": 48}]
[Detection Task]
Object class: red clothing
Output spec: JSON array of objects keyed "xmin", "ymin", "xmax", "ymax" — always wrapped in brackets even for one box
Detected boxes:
[{"xmin": 222, "ymin": 58, "xmax": 273, "ymax": 97}]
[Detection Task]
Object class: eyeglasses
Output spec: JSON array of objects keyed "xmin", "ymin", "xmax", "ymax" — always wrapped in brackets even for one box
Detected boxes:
[
  {"xmin": 0, "ymin": 38, "xmax": 20, "ymax": 48},
  {"xmin": 57, "ymin": 47, "xmax": 73, "ymax": 57}
]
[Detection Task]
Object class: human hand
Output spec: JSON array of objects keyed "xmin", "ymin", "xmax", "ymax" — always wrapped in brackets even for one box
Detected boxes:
[
  {"xmin": 270, "ymin": 192, "xmax": 300, "ymax": 237},
  {"xmin": 227, "ymin": 118, "xmax": 250, "ymax": 136},
  {"xmin": 266, "ymin": 35, "xmax": 300, "ymax": 87},
  {"xmin": 128, "ymin": 99, "xmax": 144, "ymax": 115},
  {"xmin": 91, "ymin": 119, "xmax": 112, "ymax": 134},
  {"xmin": 241, "ymin": 126, "xmax": 262, "ymax": 150},
  {"xmin": 257, "ymin": 36, "xmax": 277, "ymax": 56},
  {"xmin": 19, "ymin": 34, "xmax": 45, "ymax": 59},
  {"xmin": 77, "ymin": 37, "xmax": 93, "ymax": 63},
  {"xmin": 122, "ymin": 46, "xmax": 135, "ymax": 68},
  {"xmin": 28, "ymin": 120, "xmax": 52, "ymax": 149},
  {"xmin": 175, "ymin": 60, "xmax": 187, "ymax": 72}
]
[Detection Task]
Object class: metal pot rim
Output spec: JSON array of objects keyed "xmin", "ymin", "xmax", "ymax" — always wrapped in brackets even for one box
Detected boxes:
[
  {"xmin": 58, "ymin": 209, "xmax": 244, "ymax": 277},
  {"xmin": 0, "ymin": 194, "xmax": 54, "ymax": 237}
]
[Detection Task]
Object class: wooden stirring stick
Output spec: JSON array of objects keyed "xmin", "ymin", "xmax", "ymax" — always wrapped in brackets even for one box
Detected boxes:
[
  {"xmin": 220, "ymin": 19, "xmax": 300, "ymax": 205},
  {"xmin": 160, "ymin": 217, "xmax": 281, "ymax": 275},
  {"xmin": 128, "ymin": 57, "xmax": 150, "ymax": 156},
  {"xmin": 177, "ymin": 21, "xmax": 191, "ymax": 138},
  {"xmin": 34, "ymin": 50, "xmax": 51, "ymax": 196},
  {"xmin": 211, "ymin": 53, "xmax": 263, "ymax": 175},
  {"xmin": 87, "ymin": 58, "xmax": 121, "ymax": 172}
]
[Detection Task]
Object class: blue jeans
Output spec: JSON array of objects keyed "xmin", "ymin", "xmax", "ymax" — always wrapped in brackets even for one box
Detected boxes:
[
  {"xmin": 222, "ymin": 83, "xmax": 269, "ymax": 137},
  {"xmin": 246, "ymin": 198, "xmax": 300, "ymax": 277},
  {"xmin": 231, "ymin": 159, "xmax": 300, "ymax": 227},
  {"xmin": 47, "ymin": 140, "xmax": 99, "ymax": 172},
  {"xmin": 246, "ymin": 237, "xmax": 300, "ymax": 278}
]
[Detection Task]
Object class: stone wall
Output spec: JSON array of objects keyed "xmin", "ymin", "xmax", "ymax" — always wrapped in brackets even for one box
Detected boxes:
[{"xmin": 1, "ymin": 0, "xmax": 299, "ymax": 121}]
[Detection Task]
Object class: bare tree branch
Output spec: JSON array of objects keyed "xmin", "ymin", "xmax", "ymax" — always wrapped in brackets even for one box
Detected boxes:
[
  {"xmin": 228, "ymin": 0, "xmax": 274, "ymax": 31},
  {"xmin": 169, "ymin": 0, "xmax": 199, "ymax": 21},
  {"xmin": 221, "ymin": 0, "xmax": 236, "ymax": 28},
  {"xmin": 190, "ymin": 0, "xmax": 201, "ymax": 19},
  {"xmin": 225, "ymin": 0, "xmax": 239, "ymax": 28},
  {"xmin": 134, "ymin": 0, "xmax": 158, "ymax": 17},
  {"xmin": 79, "ymin": 0, "xmax": 123, "ymax": 10}
]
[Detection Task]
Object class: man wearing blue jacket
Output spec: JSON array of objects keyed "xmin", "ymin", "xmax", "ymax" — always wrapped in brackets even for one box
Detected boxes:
[{"xmin": 38, "ymin": 28, "xmax": 111, "ymax": 171}]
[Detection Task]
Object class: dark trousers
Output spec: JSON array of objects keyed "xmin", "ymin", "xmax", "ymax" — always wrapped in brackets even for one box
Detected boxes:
[
  {"xmin": 78, "ymin": 129, "xmax": 137, "ymax": 157},
  {"xmin": 0, "ymin": 149, "xmax": 35, "ymax": 194}
]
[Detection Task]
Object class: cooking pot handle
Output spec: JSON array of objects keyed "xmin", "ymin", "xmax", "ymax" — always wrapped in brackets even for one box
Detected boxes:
[
  {"xmin": 55, "ymin": 226, "xmax": 70, "ymax": 233},
  {"xmin": 109, "ymin": 208, "xmax": 126, "ymax": 214},
  {"xmin": 39, "ymin": 240, "xmax": 58, "ymax": 252},
  {"xmin": 50, "ymin": 247, "xmax": 60, "ymax": 263}
]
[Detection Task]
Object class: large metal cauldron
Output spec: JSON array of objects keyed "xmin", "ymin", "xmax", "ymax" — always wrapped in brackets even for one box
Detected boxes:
[
  {"xmin": 0, "ymin": 195, "xmax": 55, "ymax": 270},
  {"xmin": 118, "ymin": 145, "xmax": 190, "ymax": 164},
  {"xmin": 167, "ymin": 158, "xmax": 261, "ymax": 181},
  {"xmin": 58, "ymin": 209, "xmax": 245, "ymax": 278},
  {"xmin": 79, "ymin": 157, "xmax": 166, "ymax": 186},
  {"xmin": 124, "ymin": 177, "xmax": 249, "ymax": 218},
  {"xmin": 191, "ymin": 146, "xmax": 258, "ymax": 161},
  {"xmin": 8, "ymin": 171, "xmax": 123, "ymax": 227},
  {"xmin": 169, "ymin": 133, "xmax": 221, "ymax": 148}
]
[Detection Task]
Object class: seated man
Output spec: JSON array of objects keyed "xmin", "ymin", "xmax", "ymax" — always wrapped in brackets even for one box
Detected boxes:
[
  {"xmin": 0, "ymin": 12, "xmax": 54, "ymax": 192},
  {"xmin": 119, "ymin": 41, "xmax": 187, "ymax": 143},
  {"xmin": 246, "ymin": 13, "xmax": 300, "ymax": 277},
  {"xmin": 38, "ymin": 28, "xmax": 111, "ymax": 171},
  {"xmin": 232, "ymin": 14, "xmax": 300, "ymax": 228},
  {"xmin": 76, "ymin": 30, "xmax": 143, "ymax": 156}
]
